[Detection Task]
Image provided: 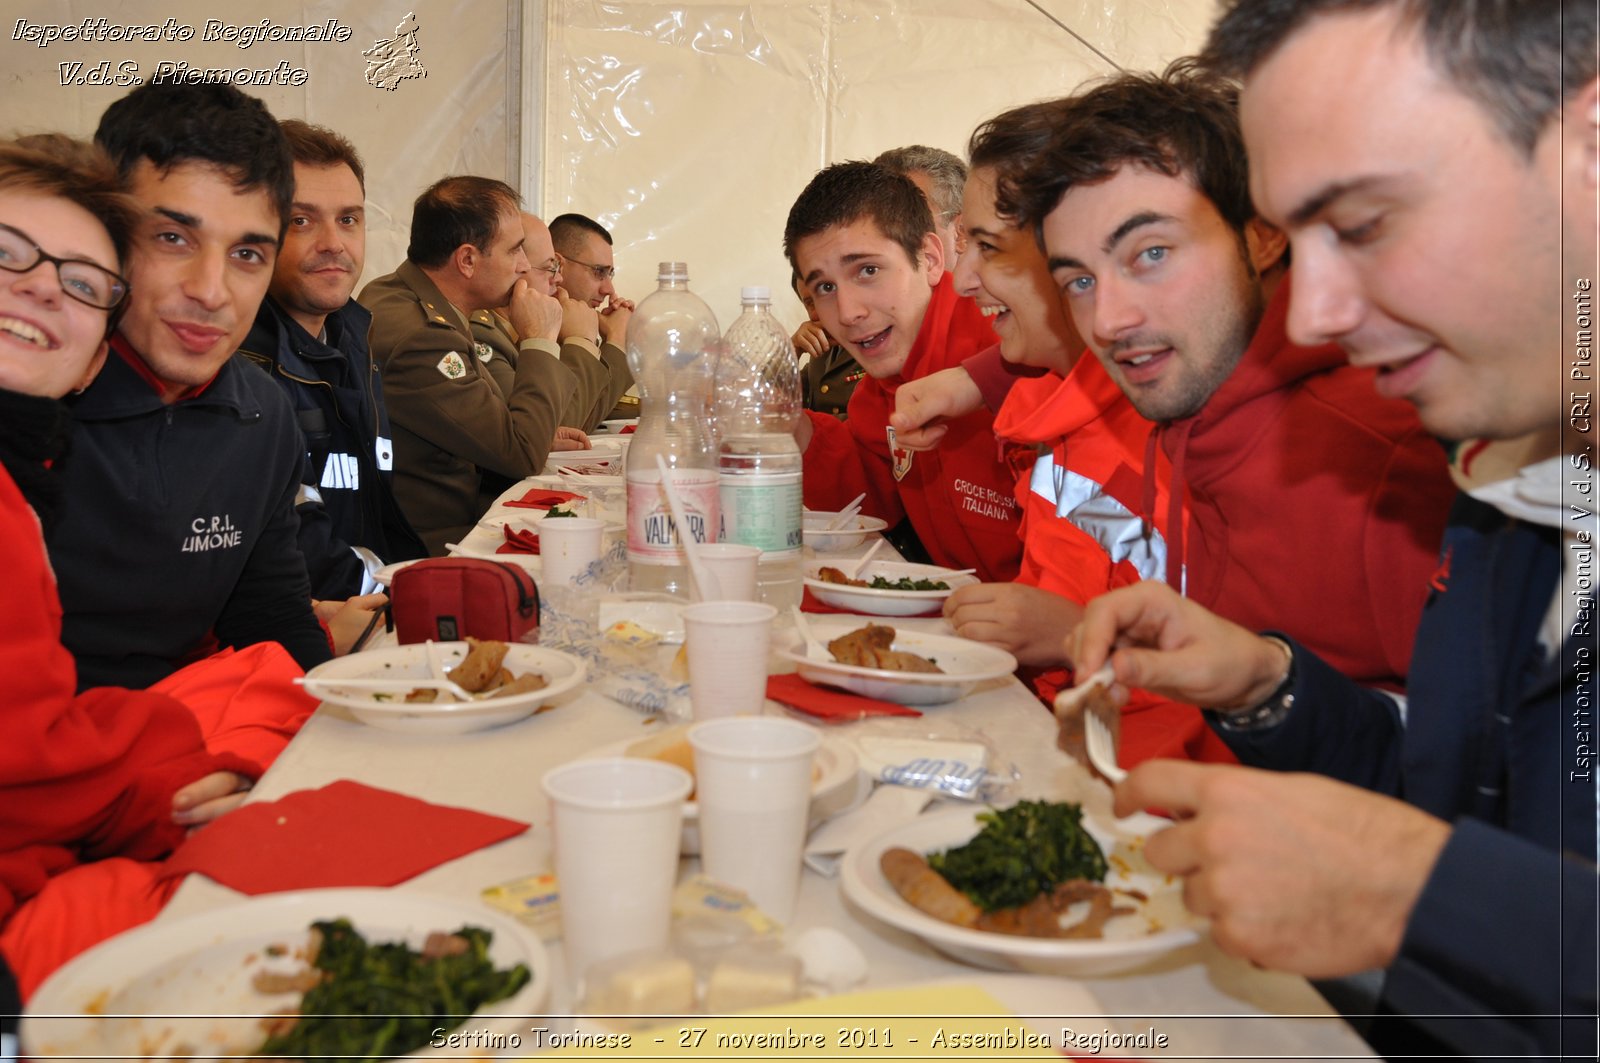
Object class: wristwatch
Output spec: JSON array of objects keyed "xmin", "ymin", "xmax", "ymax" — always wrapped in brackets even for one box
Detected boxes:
[{"xmin": 1205, "ymin": 636, "xmax": 1296, "ymax": 732}]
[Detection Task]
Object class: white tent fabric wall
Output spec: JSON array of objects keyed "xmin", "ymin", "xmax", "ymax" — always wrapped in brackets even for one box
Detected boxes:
[
  {"xmin": 541, "ymin": 0, "xmax": 1215, "ymax": 325},
  {"xmin": 0, "ymin": 0, "xmax": 1214, "ymax": 327}
]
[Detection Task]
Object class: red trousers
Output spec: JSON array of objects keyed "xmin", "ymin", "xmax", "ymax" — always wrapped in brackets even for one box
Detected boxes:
[{"xmin": 1, "ymin": 643, "xmax": 313, "ymax": 999}]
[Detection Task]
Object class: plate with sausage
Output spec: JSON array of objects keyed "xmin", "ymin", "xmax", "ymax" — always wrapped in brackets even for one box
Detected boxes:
[{"xmin": 840, "ymin": 805, "xmax": 1201, "ymax": 975}]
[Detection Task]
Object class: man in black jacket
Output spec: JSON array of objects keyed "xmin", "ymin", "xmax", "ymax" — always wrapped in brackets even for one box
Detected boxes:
[
  {"xmin": 48, "ymin": 82, "xmax": 332, "ymax": 689},
  {"xmin": 239, "ymin": 121, "xmax": 425, "ymax": 597}
]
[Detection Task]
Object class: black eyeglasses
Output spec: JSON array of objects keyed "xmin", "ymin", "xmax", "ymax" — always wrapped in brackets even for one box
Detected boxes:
[
  {"xmin": 564, "ymin": 256, "xmax": 615, "ymax": 282},
  {"xmin": 0, "ymin": 222, "xmax": 128, "ymax": 311}
]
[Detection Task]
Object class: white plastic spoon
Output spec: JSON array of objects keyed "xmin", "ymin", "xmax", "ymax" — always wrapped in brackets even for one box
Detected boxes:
[{"xmin": 790, "ymin": 605, "xmax": 830, "ymax": 660}]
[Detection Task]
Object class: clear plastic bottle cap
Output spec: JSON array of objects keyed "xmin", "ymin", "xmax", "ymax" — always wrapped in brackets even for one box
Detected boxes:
[
  {"xmin": 657, "ymin": 261, "xmax": 689, "ymax": 282},
  {"xmin": 739, "ymin": 285, "xmax": 772, "ymax": 303}
]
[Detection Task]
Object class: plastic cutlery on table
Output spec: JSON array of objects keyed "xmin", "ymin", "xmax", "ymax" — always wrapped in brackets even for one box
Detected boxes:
[
  {"xmin": 790, "ymin": 605, "xmax": 830, "ymax": 660},
  {"xmin": 423, "ymin": 640, "xmax": 476, "ymax": 701},
  {"xmin": 843, "ymin": 538, "xmax": 885, "ymax": 580},
  {"xmin": 826, "ymin": 492, "xmax": 867, "ymax": 530}
]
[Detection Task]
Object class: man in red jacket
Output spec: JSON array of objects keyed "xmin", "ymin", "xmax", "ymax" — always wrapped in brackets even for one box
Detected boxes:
[
  {"xmin": 1004, "ymin": 61, "xmax": 1457, "ymax": 695},
  {"xmin": 902, "ymin": 63, "xmax": 1456, "ymax": 698},
  {"xmin": 938, "ymin": 101, "xmax": 1232, "ymax": 766},
  {"xmin": 784, "ymin": 162, "xmax": 1020, "ymax": 582}
]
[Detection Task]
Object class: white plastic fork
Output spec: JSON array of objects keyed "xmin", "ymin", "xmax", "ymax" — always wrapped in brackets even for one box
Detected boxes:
[
  {"xmin": 1084, "ymin": 709, "xmax": 1127, "ymax": 784},
  {"xmin": 423, "ymin": 640, "xmax": 476, "ymax": 701}
]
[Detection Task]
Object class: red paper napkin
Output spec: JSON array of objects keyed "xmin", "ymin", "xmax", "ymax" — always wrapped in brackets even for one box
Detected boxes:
[
  {"xmin": 620, "ymin": 424, "xmax": 636, "ymax": 434},
  {"xmin": 497, "ymin": 525, "xmax": 541, "ymax": 554},
  {"xmin": 503, "ymin": 488, "xmax": 585, "ymax": 510},
  {"xmin": 767, "ymin": 673, "xmax": 922, "ymax": 719},
  {"xmin": 158, "ymin": 780, "xmax": 528, "ymax": 894}
]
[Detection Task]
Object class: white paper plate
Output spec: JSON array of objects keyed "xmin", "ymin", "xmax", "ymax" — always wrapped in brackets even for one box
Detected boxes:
[
  {"xmin": 543, "ymin": 450, "xmax": 623, "ymax": 476},
  {"xmin": 775, "ymin": 620, "xmax": 1016, "ymax": 705},
  {"xmin": 804, "ymin": 560, "xmax": 978, "ymax": 617},
  {"xmin": 801, "ymin": 512, "xmax": 889, "ymax": 551},
  {"xmin": 302, "ymin": 642, "xmax": 585, "ymax": 734},
  {"xmin": 22, "ymin": 888, "xmax": 551, "ymax": 1060},
  {"xmin": 584, "ymin": 724, "xmax": 861, "ymax": 853},
  {"xmin": 840, "ymin": 807, "xmax": 1201, "ymax": 976}
]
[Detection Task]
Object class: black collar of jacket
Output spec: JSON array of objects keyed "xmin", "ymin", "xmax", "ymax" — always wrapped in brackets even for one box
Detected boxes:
[
  {"xmin": 67, "ymin": 343, "xmax": 265, "ymax": 423},
  {"xmin": 239, "ymin": 295, "xmax": 373, "ymax": 377}
]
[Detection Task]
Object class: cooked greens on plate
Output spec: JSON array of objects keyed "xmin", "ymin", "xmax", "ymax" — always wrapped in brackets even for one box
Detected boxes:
[
  {"xmin": 255, "ymin": 919, "xmax": 529, "ymax": 1060},
  {"xmin": 927, "ymin": 800, "xmax": 1108, "ymax": 912}
]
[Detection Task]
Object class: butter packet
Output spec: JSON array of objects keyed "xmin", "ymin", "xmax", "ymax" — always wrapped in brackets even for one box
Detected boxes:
[
  {"xmin": 481, "ymin": 872, "xmax": 562, "ymax": 942},
  {"xmin": 671, "ymin": 874, "xmax": 782, "ymax": 938}
]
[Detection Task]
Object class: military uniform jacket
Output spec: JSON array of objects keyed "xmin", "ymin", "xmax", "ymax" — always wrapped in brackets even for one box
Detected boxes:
[
  {"xmin": 240, "ymin": 297, "xmax": 426, "ymax": 596},
  {"xmin": 467, "ymin": 309, "xmax": 632, "ymax": 434},
  {"xmin": 801, "ymin": 343, "xmax": 864, "ymax": 421},
  {"xmin": 360, "ymin": 262, "xmax": 576, "ymax": 555}
]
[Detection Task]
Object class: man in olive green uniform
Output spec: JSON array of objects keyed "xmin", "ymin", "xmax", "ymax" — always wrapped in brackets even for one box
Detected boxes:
[
  {"xmin": 360, "ymin": 176, "xmax": 577, "ymax": 555},
  {"xmin": 791, "ymin": 273, "xmax": 863, "ymax": 421},
  {"xmin": 470, "ymin": 212, "xmax": 631, "ymax": 433},
  {"xmin": 551, "ymin": 212, "xmax": 637, "ymax": 420}
]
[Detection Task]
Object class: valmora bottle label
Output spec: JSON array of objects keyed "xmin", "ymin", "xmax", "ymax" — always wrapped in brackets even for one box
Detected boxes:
[{"xmin": 627, "ymin": 470, "xmax": 720, "ymax": 563}]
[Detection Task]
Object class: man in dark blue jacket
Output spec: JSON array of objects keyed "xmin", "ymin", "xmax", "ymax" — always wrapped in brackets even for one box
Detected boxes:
[
  {"xmin": 1068, "ymin": 1, "xmax": 1597, "ymax": 1057},
  {"xmin": 239, "ymin": 121, "xmax": 425, "ymax": 597},
  {"xmin": 52, "ymin": 82, "xmax": 332, "ymax": 690}
]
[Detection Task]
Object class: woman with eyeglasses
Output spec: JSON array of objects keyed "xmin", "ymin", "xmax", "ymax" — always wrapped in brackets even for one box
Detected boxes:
[{"xmin": 0, "ymin": 135, "xmax": 275, "ymax": 1000}]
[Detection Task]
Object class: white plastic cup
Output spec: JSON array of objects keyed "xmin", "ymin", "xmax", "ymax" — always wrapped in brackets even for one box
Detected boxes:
[
  {"xmin": 693, "ymin": 543, "xmax": 761, "ymax": 601},
  {"xmin": 538, "ymin": 517, "xmax": 605, "ymax": 587},
  {"xmin": 689, "ymin": 717, "xmax": 821, "ymax": 922},
  {"xmin": 541, "ymin": 758, "xmax": 691, "ymax": 990},
  {"xmin": 682, "ymin": 600, "xmax": 777, "ymax": 719}
]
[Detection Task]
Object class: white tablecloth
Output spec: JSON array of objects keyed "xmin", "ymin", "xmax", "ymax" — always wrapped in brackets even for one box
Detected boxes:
[{"xmin": 165, "ymin": 503, "xmax": 1373, "ymax": 1060}]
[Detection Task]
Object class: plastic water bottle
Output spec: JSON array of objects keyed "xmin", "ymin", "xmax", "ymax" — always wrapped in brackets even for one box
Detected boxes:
[
  {"xmin": 716, "ymin": 285, "xmax": 803, "ymax": 609},
  {"xmin": 624, "ymin": 263, "xmax": 722, "ymax": 597}
]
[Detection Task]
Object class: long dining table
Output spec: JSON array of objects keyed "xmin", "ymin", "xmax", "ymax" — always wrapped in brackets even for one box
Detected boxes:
[{"xmin": 161, "ymin": 471, "xmax": 1377, "ymax": 1061}]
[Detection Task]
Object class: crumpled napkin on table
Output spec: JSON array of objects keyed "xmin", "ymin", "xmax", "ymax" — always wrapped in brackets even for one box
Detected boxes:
[
  {"xmin": 497, "ymin": 525, "xmax": 541, "ymax": 554},
  {"xmin": 502, "ymin": 487, "xmax": 585, "ymax": 510},
  {"xmin": 766, "ymin": 673, "xmax": 921, "ymax": 720}
]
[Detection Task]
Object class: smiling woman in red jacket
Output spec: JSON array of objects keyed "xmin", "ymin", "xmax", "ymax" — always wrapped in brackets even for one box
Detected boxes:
[{"xmin": 0, "ymin": 136, "xmax": 313, "ymax": 999}]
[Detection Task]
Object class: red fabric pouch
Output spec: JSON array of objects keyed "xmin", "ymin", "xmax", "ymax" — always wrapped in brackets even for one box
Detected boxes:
[{"xmin": 390, "ymin": 558, "xmax": 540, "ymax": 644}]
